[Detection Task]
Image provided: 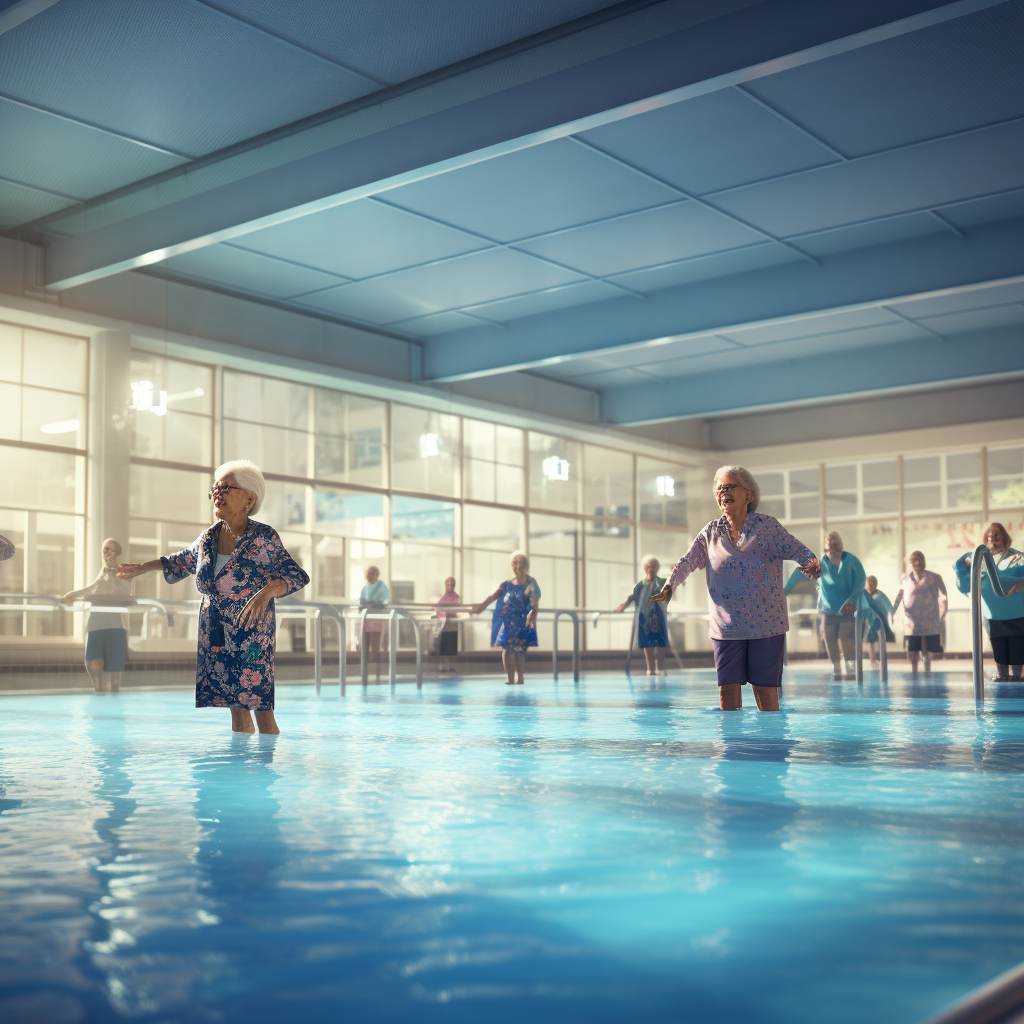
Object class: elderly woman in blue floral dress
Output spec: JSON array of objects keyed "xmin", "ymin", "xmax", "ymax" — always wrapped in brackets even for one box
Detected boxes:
[
  {"xmin": 471, "ymin": 550, "xmax": 540, "ymax": 685},
  {"xmin": 117, "ymin": 460, "xmax": 309, "ymax": 734}
]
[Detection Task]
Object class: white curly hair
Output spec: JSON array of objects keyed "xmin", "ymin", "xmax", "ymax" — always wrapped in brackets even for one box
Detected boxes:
[{"xmin": 214, "ymin": 459, "xmax": 266, "ymax": 514}]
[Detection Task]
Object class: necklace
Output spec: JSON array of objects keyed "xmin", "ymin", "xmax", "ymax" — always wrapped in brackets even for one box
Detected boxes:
[{"xmin": 223, "ymin": 518, "xmax": 248, "ymax": 542}]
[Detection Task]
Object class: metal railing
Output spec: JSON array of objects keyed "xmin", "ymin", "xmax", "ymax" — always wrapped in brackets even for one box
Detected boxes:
[{"xmin": 969, "ymin": 544, "xmax": 1011, "ymax": 702}]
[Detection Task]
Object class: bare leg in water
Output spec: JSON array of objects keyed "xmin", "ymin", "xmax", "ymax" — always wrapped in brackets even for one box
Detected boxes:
[{"xmin": 719, "ymin": 683, "xmax": 780, "ymax": 711}]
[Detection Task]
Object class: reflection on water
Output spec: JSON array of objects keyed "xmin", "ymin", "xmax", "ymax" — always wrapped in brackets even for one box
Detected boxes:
[{"xmin": 1, "ymin": 672, "xmax": 1024, "ymax": 1023}]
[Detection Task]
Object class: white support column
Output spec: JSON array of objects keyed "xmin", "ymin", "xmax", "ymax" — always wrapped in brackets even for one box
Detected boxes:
[{"xmin": 87, "ymin": 330, "xmax": 132, "ymax": 581}]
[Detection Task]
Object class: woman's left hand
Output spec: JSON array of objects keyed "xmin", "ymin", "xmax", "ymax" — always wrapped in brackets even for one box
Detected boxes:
[
  {"xmin": 238, "ymin": 586, "xmax": 274, "ymax": 630},
  {"xmin": 527, "ymin": 608, "xmax": 537, "ymax": 628},
  {"xmin": 801, "ymin": 557, "xmax": 821, "ymax": 580}
]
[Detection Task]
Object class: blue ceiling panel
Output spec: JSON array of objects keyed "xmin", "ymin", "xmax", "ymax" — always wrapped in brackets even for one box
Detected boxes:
[
  {"xmin": 0, "ymin": 99, "xmax": 185, "ymax": 205},
  {"xmin": 608, "ymin": 243, "xmax": 802, "ymax": 294},
  {"xmin": 235, "ymin": 199, "xmax": 489, "ymax": 280},
  {"xmin": 207, "ymin": 0, "xmax": 621, "ymax": 86},
  {"xmin": 160, "ymin": 244, "xmax": 346, "ymax": 299},
  {"xmin": 389, "ymin": 311, "xmax": 482, "ymax": 337},
  {"xmin": 723, "ymin": 308, "xmax": 905, "ymax": 347},
  {"xmin": 0, "ymin": 178, "xmax": 74, "ymax": 229},
  {"xmin": 554, "ymin": 366, "xmax": 660, "ymax": 390},
  {"xmin": 744, "ymin": 2, "xmax": 1024, "ymax": 158},
  {"xmin": 0, "ymin": 0, "xmax": 377, "ymax": 157},
  {"xmin": 916, "ymin": 304, "xmax": 1024, "ymax": 336},
  {"xmin": 465, "ymin": 280, "xmax": 623, "ymax": 323},
  {"xmin": 577, "ymin": 88, "xmax": 839, "ymax": 196},
  {"xmin": 939, "ymin": 193, "xmax": 1024, "ymax": 231},
  {"xmin": 707, "ymin": 120, "xmax": 1024, "ymax": 238},
  {"xmin": 383, "ymin": 139, "xmax": 680, "ymax": 243},
  {"xmin": 890, "ymin": 280, "xmax": 1024, "ymax": 318},
  {"xmin": 787, "ymin": 212, "xmax": 948, "ymax": 259},
  {"xmin": 299, "ymin": 248, "xmax": 584, "ymax": 324},
  {"xmin": 516, "ymin": 201, "xmax": 765, "ymax": 278}
]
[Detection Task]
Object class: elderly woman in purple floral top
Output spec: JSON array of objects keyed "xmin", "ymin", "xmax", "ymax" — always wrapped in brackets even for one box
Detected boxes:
[
  {"xmin": 653, "ymin": 466, "xmax": 820, "ymax": 711},
  {"xmin": 117, "ymin": 460, "xmax": 309, "ymax": 734}
]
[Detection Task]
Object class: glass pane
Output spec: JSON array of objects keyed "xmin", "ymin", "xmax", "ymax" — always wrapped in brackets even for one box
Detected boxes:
[
  {"xmin": 0, "ymin": 446, "xmax": 80, "ymax": 512},
  {"xmin": 583, "ymin": 445, "xmax": 632, "ymax": 519},
  {"xmin": 529, "ymin": 513, "xmax": 581, "ymax": 558},
  {"xmin": 585, "ymin": 519, "xmax": 632, "ymax": 562},
  {"xmin": 638, "ymin": 457, "xmax": 688, "ymax": 527},
  {"xmin": 22, "ymin": 388, "xmax": 86, "ymax": 449},
  {"xmin": 261, "ymin": 479, "xmax": 309, "ymax": 532},
  {"xmin": 223, "ymin": 370, "xmax": 261, "ymax": 420},
  {"xmin": 825, "ymin": 463, "xmax": 856, "ymax": 490},
  {"xmin": 904, "ymin": 455, "xmax": 940, "ymax": 485},
  {"xmin": 637, "ymin": 526, "xmax": 690, "ymax": 575},
  {"xmin": 758, "ymin": 471, "xmax": 784, "ymax": 497},
  {"xmin": 391, "ymin": 494, "xmax": 455, "ymax": 544},
  {"xmin": 790, "ymin": 495, "xmax": 820, "ymax": 520},
  {"xmin": 313, "ymin": 489, "xmax": 384, "ymax": 539},
  {"xmin": 392, "ymin": 405, "xmax": 458, "ymax": 496},
  {"xmin": 862, "ymin": 488, "xmax": 898, "ymax": 514},
  {"xmin": 35, "ymin": 512, "xmax": 79, "ymax": 599},
  {"xmin": 463, "ymin": 418, "xmax": 495, "ymax": 460},
  {"xmin": 23, "ymin": 331, "xmax": 86, "ymax": 393},
  {"xmin": 0, "ymin": 322, "xmax": 20, "ymax": 382},
  {"xmin": 311, "ymin": 535, "xmax": 346, "ymax": 600},
  {"xmin": 528, "ymin": 433, "xmax": 580, "ymax": 513},
  {"xmin": 0, "ymin": 381, "xmax": 21, "ymax": 440},
  {"xmin": 496, "ymin": 425, "xmax": 523, "ymax": 466},
  {"xmin": 348, "ymin": 540, "xmax": 388, "ymax": 599},
  {"xmin": 989, "ymin": 446, "xmax": 1024, "ymax": 508},
  {"xmin": 946, "ymin": 479, "xmax": 982, "ymax": 509},
  {"xmin": 789, "ymin": 468, "xmax": 819, "ymax": 494},
  {"xmin": 464, "ymin": 456, "xmax": 497, "ymax": 503},
  {"xmin": 132, "ymin": 353, "xmax": 213, "ymax": 416},
  {"xmin": 826, "ymin": 492, "xmax": 857, "ymax": 518},
  {"xmin": 391, "ymin": 542, "xmax": 455, "ymax": 604},
  {"xmin": 495, "ymin": 462, "xmax": 524, "ymax": 507},
  {"xmin": 164, "ymin": 411, "xmax": 213, "ymax": 467},
  {"xmin": 903, "ymin": 484, "xmax": 941, "ymax": 512},
  {"xmin": 464, "ymin": 504, "xmax": 520, "ymax": 552},
  {"xmin": 129, "ymin": 464, "xmax": 209, "ymax": 524},
  {"xmin": 759, "ymin": 497, "xmax": 786, "ymax": 519},
  {"xmin": 863, "ymin": 460, "xmax": 897, "ymax": 487},
  {"xmin": 224, "ymin": 421, "xmax": 309, "ymax": 479},
  {"xmin": 315, "ymin": 390, "xmax": 386, "ymax": 488},
  {"xmin": 463, "ymin": 548, "xmax": 513, "ymax": 613}
]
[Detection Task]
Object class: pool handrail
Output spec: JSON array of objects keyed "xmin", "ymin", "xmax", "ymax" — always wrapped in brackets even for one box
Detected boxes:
[
  {"xmin": 970, "ymin": 544, "xmax": 1011, "ymax": 701},
  {"xmin": 924, "ymin": 957, "xmax": 1024, "ymax": 1024},
  {"xmin": 550, "ymin": 609, "xmax": 580, "ymax": 682}
]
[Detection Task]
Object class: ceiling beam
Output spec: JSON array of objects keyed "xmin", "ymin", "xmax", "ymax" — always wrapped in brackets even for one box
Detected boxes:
[
  {"xmin": 0, "ymin": 0, "xmax": 63, "ymax": 37},
  {"xmin": 599, "ymin": 325, "xmax": 1024, "ymax": 425},
  {"xmin": 421, "ymin": 217, "xmax": 1024, "ymax": 381},
  {"xmin": 42, "ymin": 0, "xmax": 989, "ymax": 290}
]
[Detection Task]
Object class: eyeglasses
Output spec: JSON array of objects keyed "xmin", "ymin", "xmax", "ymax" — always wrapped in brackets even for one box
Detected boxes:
[
  {"xmin": 208, "ymin": 484, "xmax": 243, "ymax": 500},
  {"xmin": 715, "ymin": 483, "xmax": 743, "ymax": 496}
]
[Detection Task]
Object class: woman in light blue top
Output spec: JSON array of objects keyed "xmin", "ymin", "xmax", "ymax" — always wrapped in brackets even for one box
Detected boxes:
[
  {"xmin": 863, "ymin": 576, "xmax": 895, "ymax": 670},
  {"xmin": 359, "ymin": 565, "xmax": 390, "ymax": 683},
  {"xmin": 954, "ymin": 523, "xmax": 1024, "ymax": 681}
]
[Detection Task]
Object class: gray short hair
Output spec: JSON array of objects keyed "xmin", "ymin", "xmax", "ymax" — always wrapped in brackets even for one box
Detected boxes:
[
  {"xmin": 641, "ymin": 554, "xmax": 660, "ymax": 571},
  {"xmin": 214, "ymin": 459, "xmax": 266, "ymax": 514},
  {"xmin": 510, "ymin": 549, "xmax": 529, "ymax": 570},
  {"xmin": 713, "ymin": 465, "xmax": 760, "ymax": 513},
  {"xmin": 826, "ymin": 531, "xmax": 844, "ymax": 551}
]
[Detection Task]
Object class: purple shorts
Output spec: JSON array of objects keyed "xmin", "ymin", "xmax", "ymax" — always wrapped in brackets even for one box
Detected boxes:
[{"xmin": 712, "ymin": 634, "xmax": 786, "ymax": 688}]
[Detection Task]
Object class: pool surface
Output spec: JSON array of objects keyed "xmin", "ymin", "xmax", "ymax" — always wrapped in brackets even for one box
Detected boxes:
[{"xmin": 2, "ymin": 669, "xmax": 1024, "ymax": 1023}]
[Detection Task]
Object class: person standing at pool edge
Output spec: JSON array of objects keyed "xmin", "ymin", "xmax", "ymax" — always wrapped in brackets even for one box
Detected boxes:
[
  {"xmin": 117, "ymin": 460, "xmax": 309, "ymax": 734},
  {"xmin": 892, "ymin": 550, "xmax": 947, "ymax": 674},
  {"xmin": 652, "ymin": 466, "xmax": 820, "ymax": 711},
  {"xmin": 471, "ymin": 551, "xmax": 540, "ymax": 685},
  {"xmin": 617, "ymin": 555, "xmax": 670, "ymax": 676},
  {"xmin": 360, "ymin": 565, "xmax": 389, "ymax": 682}
]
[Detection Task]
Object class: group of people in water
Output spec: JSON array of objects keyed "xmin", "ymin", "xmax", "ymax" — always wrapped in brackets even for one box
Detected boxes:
[{"xmin": 2, "ymin": 459, "xmax": 1023, "ymax": 729}]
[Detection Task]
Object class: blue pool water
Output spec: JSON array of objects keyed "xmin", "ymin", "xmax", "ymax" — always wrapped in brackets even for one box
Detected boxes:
[{"xmin": 2, "ymin": 669, "xmax": 1024, "ymax": 1023}]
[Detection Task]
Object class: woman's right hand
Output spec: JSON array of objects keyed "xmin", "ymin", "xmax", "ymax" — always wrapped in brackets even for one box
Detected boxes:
[
  {"xmin": 616, "ymin": 602, "xmax": 627, "ymax": 613},
  {"xmin": 470, "ymin": 603, "xmax": 484, "ymax": 616},
  {"xmin": 650, "ymin": 585, "xmax": 673, "ymax": 604}
]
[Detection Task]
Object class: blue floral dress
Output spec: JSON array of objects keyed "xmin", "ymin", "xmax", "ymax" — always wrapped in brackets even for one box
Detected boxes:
[
  {"xmin": 161, "ymin": 521, "xmax": 309, "ymax": 710},
  {"xmin": 0, "ymin": 533, "xmax": 14, "ymax": 561},
  {"xmin": 491, "ymin": 576, "xmax": 540, "ymax": 652},
  {"xmin": 628, "ymin": 576, "xmax": 669, "ymax": 648}
]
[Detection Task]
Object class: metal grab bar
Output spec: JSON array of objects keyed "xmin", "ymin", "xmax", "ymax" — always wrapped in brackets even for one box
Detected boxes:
[
  {"xmin": 855, "ymin": 603, "xmax": 889, "ymax": 684},
  {"xmin": 551, "ymin": 610, "xmax": 580, "ymax": 682},
  {"xmin": 969, "ymin": 544, "xmax": 1011, "ymax": 702}
]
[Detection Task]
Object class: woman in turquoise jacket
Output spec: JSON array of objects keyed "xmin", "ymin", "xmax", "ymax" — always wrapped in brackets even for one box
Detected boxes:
[{"xmin": 954, "ymin": 523, "xmax": 1024, "ymax": 681}]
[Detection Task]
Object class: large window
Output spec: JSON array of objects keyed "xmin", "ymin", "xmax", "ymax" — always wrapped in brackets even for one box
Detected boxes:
[
  {"xmin": 392, "ymin": 405, "xmax": 458, "ymax": 496},
  {"xmin": 0, "ymin": 325, "xmax": 88, "ymax": 637},
  {"xmin": 529, "ymin": 432, "xmax": 580, "ymax": 514},
  {"xmin": 463, "ymin": 418, "xmax": 523, "ymax": 506}
]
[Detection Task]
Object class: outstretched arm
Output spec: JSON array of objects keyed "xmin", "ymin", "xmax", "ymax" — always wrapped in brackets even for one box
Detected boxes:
[
  {"xmin": 471, "ymin": 587, "xmax": 503, "ymax": 616},
  {"xmin": 116, "ymin": 558, "xmax": 166, "ymax": 581}
]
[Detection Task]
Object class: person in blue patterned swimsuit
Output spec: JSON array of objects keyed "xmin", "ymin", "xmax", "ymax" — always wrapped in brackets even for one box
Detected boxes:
[
  {"xmin": 618, "ymin": 555, "xmax": 670, "ymax": 675},
  {"xmin": 117, "ymin": 460, "xmax": 309, "ymax": 734},
  {"xmin": 472, "ymin": 551, "xmax": 540, "ymax": 685}
]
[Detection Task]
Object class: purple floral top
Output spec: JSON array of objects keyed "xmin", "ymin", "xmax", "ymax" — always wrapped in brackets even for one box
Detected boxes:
[
  {"xmin": 668, "ymin": 513, "xmax": 816, "ymax": 641},
  {"xmin": 161, "ymin": 521, "xmax": 309, "ymax": 710},
  {"xmin": 896, "ymin": 570, "xmax": 947, "ymax": 636}
]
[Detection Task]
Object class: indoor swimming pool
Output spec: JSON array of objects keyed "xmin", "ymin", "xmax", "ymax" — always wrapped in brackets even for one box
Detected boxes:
[{"xmin": 2, "ymin": 669, "xmax": 1024, "ymax": 1024}]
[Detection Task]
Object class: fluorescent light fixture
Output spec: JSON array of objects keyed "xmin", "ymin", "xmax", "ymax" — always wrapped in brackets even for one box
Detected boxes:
[
  {"xmin": 656, "ymin": 475, "xmax": 675, "ymax": 497},
  {"xmin": 131, "ymin": 380, "xmax": 168, "ymax": 416},
  {"xmin": 40, "ymin": 419, "xmax": 80, "ymax": 435},
  {"xmin": 542, "ymin": 456, "xmax": 570, "ymax": 482},
  {"xmin": 419, "ymin": 433, "xmax": 441, "ymax": 458}
]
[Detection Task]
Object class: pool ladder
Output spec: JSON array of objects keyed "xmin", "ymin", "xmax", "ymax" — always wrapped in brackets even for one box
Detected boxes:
[{"xmin": 969, "ymin": 544, "xmax": 1010, "ymax": 702}]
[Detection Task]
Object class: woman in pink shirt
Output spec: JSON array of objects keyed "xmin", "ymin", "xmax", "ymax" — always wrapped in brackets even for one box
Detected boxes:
[
  {"xmin": 892, "ymin": 550, "xmax": 947, "ymax": 674},
  {"xmin": 433, "ymin": 576, "xmax": 461, "ymax": 674},
  {"xmin": 653, "ymin": 466, "xmax": 820, "ymax": 711}
]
